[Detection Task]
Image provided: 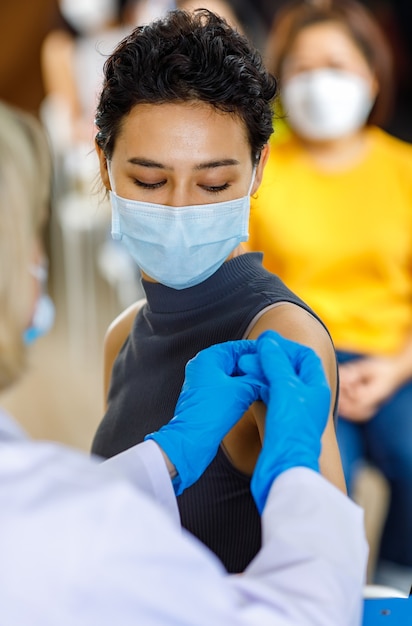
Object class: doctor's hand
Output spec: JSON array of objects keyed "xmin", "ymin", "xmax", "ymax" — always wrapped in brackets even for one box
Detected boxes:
[
  {"xmin": 239, "ymin": 331, "xmax": 331, "ymax": 514},
  {"xmin": 145, "ymin": 340, "xmax": 263, "ymax": 495}
]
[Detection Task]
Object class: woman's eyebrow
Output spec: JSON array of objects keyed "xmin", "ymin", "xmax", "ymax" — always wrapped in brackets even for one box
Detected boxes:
[
  {"xmin": 193, "ymin": 159, "xmax": 240, "ymax": 171},
  {"xmin": 127, "ymin": 157, "xmax": 240, "ymax": 170},
  {"xmin": 127, "ymin": 157, "xmax": 167, "ymax": 169}
]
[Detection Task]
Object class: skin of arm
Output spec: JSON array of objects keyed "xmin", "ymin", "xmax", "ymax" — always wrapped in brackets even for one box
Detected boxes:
[
  {"xmin": 338, "ymin": 331, "xmax": 412, "ymax": 422},
  {"xmin": 222, "ymin": 302, "xmax": 346, "ymax": 493},
  {"xmin": 41, "ymin": 30, "xmax": 86, "ymax": 142},
  {"xmin": 159, "ymin": 449, "xmax": 178, "ymax": 479},
  {"xmin": 103, "ymin": 299, "xmax": 346, "ymax": 493},
  {"xmin": 103, "ymin": 298, "xmax": 146, "ymax": 409}
]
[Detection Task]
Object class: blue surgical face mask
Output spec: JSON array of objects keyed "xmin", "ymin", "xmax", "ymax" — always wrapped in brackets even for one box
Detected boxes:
[
  {"xmin": 108, "ymin": 169, "xmax": 256, "ymax": 290},
  {"xmin": 23, "ymin": 262, "xmax": 55, "ymax": 345}
]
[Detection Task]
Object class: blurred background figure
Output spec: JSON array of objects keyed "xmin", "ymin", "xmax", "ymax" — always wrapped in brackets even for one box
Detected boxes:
[
  {"xmin": 41, "ymin": 0, "xmax": 128, "ymax": 192},
  {"xmin": 40, "ymin": 0, "xmax": 149, "ymax": 357},
  {"xmin": 128, "ymin": 0, "xmax": 265, "ymax": 44},
  {"xmin": 0, "ymin": 101, "xmax": 52, "ymax": 390},
  {"xmin": 177, "ymin": 0, "xmax": 239, "ymax": 27},
  {"xmin": 246, "ymin": 0, "xmax": 412, "ymax": 593}
]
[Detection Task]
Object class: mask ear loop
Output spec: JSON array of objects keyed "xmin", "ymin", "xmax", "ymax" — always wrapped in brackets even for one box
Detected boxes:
[
  {"xmin": 107, "ymin": 163, "xmax": 123, "ymax": 241},
  {"xmin": 107, "ymin": 161, "xmax": 116, "ymax": 194},
  {"xmin": 248, "ymin": 166, "xmax": 257, "ymax": 197}
]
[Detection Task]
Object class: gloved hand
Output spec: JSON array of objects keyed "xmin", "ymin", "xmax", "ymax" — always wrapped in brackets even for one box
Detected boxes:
[
  {"xmin": 145, "ymin": 340, "xmax": 263, "ymax": 495},
  {"xmin": 239, "ymin": 330, "xmax": 331, "ymax": 514}
]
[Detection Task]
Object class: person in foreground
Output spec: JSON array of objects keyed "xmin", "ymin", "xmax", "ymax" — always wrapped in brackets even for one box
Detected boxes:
[
  {"xmin": 0, "ymin": 101, "xmax": 368, "ymax": 624},
  {"xmin": 92, "ymin": 8, "xmax": 345, "ymax": 573}
]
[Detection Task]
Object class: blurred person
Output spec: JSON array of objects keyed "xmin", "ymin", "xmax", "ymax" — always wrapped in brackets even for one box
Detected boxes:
[
  {"xmin": 0, "ymin": 107, "xmax": 54, "ymax": 389},
  {"xmin": 177, "ymin": 0, "xmax": 240, "ymax": 27},
  {"xmin": 246, "ymin": 0, "xmax": 412, "ymax": 592},
  {"xmin": 0, "ymin": 100, "xmax": 368, "ymax": 621},
  {"xmin": 91, "ymin": 8, "xmax": 346, "ymax": 574},
  {"xmin": 41, "ymin": 0, "xmax": 146, "ymax": 331},
  {"xmin": 126, "ymin": 0, "xmax": 243, "ymax": 31},
  {"xmin": 41, "ymin": 0, "xmax": 139, "ymax": 191}
]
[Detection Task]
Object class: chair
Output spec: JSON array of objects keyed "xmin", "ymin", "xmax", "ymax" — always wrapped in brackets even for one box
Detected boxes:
[{"xmin": 363, "ymin": 585, "xmax": 411, "ymax": 624}]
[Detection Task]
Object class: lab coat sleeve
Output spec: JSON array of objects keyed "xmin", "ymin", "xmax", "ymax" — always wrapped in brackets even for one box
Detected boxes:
[
  {"xmin": 96, "ymin": 443, "xmax": 367, "ymax": 626},
  {"xmin": 83, "ymin": 467, "xmax": 367, "ymax": 626},
  {"xmin": 98, "ymin": 439, "xmax": 180, "ymax": 526},
  {"xmin": 230, "ymin": 467, "xmax": 368, "ymax": 626},
  {"xmin": 0, "ymin": 411, "xmax": 367, "ymax": 625}
]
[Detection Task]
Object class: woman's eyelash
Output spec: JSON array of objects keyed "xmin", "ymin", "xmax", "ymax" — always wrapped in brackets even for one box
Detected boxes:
[
  {"xmin": 202, "ymin": 183, "xmax": 230, "ymax": 193},
  {"xmin": 133, "ymin": 180, "xmax": 230, "ymax": 193},
  {"xmin": 133, "ymin": 179, "xmax": 166, "ymax": 189}
]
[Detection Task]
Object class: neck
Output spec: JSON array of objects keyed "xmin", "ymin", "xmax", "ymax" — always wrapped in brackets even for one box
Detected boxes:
[
  {"xmin": 296, "ymin": 127, "xmax": 370, "ymax": 172},
  {"xmin": 141, "ymin": 245, "xmax": 246, "ymax": 285},
  {"xmin": 226, "ymin": 244, "xmax": 246, "ymax": 261}
]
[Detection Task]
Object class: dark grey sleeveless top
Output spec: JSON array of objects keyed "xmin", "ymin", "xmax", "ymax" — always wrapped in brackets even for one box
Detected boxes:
[{"xmin": 92, "ymin": 253, "xmax": 337, "ymax": 572}]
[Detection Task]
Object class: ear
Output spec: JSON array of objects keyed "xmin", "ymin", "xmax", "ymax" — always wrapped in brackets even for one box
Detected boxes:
[
  {"xmin": 370, "ymin": 74, "xmax": 380, "ymax": 103},
  {"xmin": 95, "ymin": 140, "xmax": 111, "ymax": 191},
  {"xmin": 251, "ymin": 143, "xmax": 270, "ymax": 196}
]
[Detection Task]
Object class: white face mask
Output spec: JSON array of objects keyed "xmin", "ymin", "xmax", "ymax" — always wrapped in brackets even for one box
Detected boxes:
[
  {"xmin": 282, "ymin": 68, "xmax": 375, "ymax": 141},
  {"xmin": 108, "ymin": 170, "xmax": 255, "ymax": 290}
]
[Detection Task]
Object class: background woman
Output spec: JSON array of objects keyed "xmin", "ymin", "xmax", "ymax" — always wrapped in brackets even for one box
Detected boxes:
[{"xmin": 247, "ymin": 0, "xmax": 412, "ymax": 591}]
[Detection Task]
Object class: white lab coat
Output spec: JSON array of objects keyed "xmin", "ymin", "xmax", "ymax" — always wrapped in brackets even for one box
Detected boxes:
[{"xmin": 0, "ymin": 407, "xmax": 367, "ymax": 625}]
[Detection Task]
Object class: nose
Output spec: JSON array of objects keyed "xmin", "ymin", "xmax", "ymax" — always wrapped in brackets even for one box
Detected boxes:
[{"xmin": 164, "ymin": 181, "xmax": 193, "ymax": 207}]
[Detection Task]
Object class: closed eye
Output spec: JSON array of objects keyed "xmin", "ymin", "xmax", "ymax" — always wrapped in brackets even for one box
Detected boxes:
[
  {"xmin": 133, "ymin": 179, "xmax": 166, "ymax": 189},
  {"xmin": 201, "ymin": 183, "xmax": 230, "ymax": 194}
]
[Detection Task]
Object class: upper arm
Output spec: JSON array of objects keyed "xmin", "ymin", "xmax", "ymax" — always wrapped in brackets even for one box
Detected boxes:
[
  {"xmin": 103, "ymin": 299, "xmax": 146, "ymax": 409},
  {"xmin": 247, "ymin": 303, "xmax": 338, "ymax": 406},
  {"xmin": 247, "ymin": 303, "xmax": 346, "ymax": 493}
]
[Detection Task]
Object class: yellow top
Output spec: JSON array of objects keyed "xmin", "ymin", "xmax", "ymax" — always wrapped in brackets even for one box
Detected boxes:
[{"xmin": 247, "ymin": 127, "xmax": 412, "ymax": 355}]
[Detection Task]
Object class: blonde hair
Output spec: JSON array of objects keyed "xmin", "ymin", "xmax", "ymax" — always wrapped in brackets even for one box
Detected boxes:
[{"xmin": 0, "ymin": 102, "xmax": 51, "ymax": 390}]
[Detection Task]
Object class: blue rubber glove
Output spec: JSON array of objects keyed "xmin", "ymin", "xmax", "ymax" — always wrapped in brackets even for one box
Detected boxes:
[
  {"xmin": 239, "ymin": 330, "xmax": 331, "ymax": 514},
  {"xmin": 145, "ymin": 340, "xmax": 263, "ymax": 496}
]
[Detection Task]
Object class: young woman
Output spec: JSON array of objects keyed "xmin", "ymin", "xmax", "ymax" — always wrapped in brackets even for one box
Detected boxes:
[
  {"xmin": 246, "ymin": 0, "xmax": 412, "ymax": 590},
  {"xmin": 91, "ymin": 9, "xmax": 345, "ymax": 572}
]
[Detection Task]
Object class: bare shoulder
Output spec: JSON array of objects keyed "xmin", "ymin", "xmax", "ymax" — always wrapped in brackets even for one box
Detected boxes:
[
  {"xmin": 105, "ymin": 298, "xmax": 146, "ymax": 346},
  {"xmin": 247, "ymin": 302, "xmax": 337, "ymax": 391},
  {"xmin": 103, "ymin": 298, "xmax": 146, "ymax": 407},
  {"xmin": 247, "ymin": 302, "xmax": 346, "ymax": 492}
]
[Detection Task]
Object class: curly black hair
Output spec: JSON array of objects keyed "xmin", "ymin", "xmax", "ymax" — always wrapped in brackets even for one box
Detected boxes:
[{"xmin": 95, "ymin": 9, "xmax": 277, "ymax": 163}]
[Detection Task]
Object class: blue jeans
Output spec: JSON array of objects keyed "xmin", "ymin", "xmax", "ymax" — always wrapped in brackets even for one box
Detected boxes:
[{"xmin": 336, "ymin": 351, "xmax": 412, "ymax": 567}]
